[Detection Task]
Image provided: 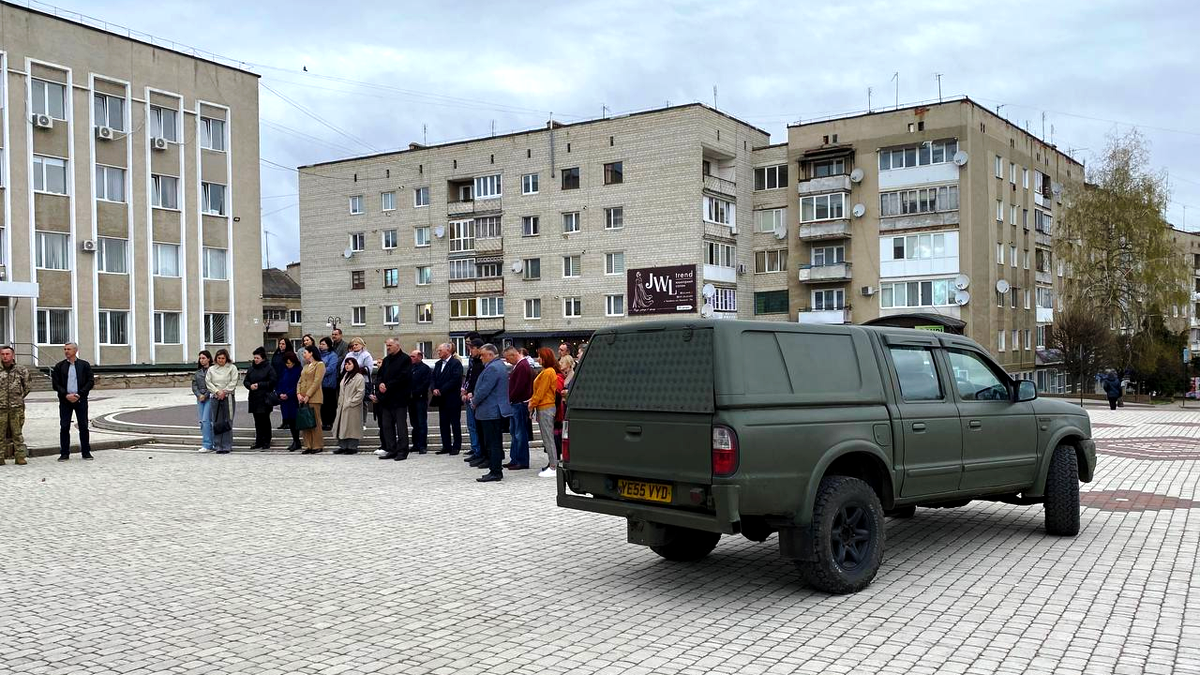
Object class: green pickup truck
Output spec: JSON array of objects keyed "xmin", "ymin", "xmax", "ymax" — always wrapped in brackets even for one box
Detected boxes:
[{"xmin": 557, "ymin": 319, "xmax": 1096, "ymax": 594}]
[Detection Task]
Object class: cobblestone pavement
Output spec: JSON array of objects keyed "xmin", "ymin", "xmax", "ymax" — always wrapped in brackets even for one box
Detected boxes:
[{"xmin": 1, "ymin": 406, "xmax": 1198, "ymax": 675}]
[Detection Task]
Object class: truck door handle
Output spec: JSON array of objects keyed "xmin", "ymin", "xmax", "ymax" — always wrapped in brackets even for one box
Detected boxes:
[
  {"xmin": 625, "ymin": 425, "xmax": 642, "ymax": 435},
  {"xmin": 968, "ymin": 420, "xmax": 982, "ymax": 429},
  {"xmin": 912, "ymin": 423, "xmax": 926, "ymax": 432}
]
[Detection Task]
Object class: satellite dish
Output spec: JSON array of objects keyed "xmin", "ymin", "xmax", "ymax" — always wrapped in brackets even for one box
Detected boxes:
[
  {"xmin": 772, "ymin": 223, "xmax": 787, "ymax": 240},
  {"xmin": 510, "ymin": 261, "xmax": 523, "ymax": 273},
  {"xmin": 849, "ymin": 168, "xmax": 864, "ymax": 183},
  {"xmin": 852, "ymin": 203, "xmax": 866, "ymax": 218},
  {"xmin": 701, "ymin": 283, "xmax": 716, "ymax": 299},
  {"xmin": 343, "ymin": 247, "xmax": 353, "ymax": 259},
  {"xmin": 996, "ymin": 279, "xmax": 1011, "ymax": 294},
  {"xmin": 953, "ymin": 150, "xmax": 969, "ymax": 166},
  {"xmin": 954, "ymin": 290, "xmax": 970, "ymax": 306},
  {"xmin": 1052, "ymin": 182, "xmax": 1063, "ymax": 196},
  {"xmin": 434, "ymin": 226, "xmax": 446, "ymax": 238},
  {"xmin": 700, "ymin": 303, "xmax": 714, "ymax": 318},
  {"xmin": 954, "ymin": 274, "xmax": 970, "ymax": 290}
]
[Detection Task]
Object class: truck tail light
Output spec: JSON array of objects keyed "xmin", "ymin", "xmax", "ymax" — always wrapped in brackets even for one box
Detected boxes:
[
  {"xmin": 561, "ymin": 420, "xmax": 570, "ymax": 463},
  {"xmin": 712, "ymin": 425, "xmax": 738, "ymax": 477}
]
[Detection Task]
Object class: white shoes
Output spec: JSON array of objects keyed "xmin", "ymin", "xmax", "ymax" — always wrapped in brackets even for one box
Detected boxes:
[
  {"xmin": 197, "ymin": 447, "xmax": 212, "ymax": 453},
  {"xmin": 374, "ymin": 449, "xmax": 386, "ymax": 456},
  {"xmin": 538, "ymin": 467, "xmax": 557, "ymax": 478}
]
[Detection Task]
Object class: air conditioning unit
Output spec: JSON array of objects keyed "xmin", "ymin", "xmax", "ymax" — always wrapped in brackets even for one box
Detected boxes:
[
  {"xmin": 860, "ymin": 286, "xmax": 876, "ymax": 297},
  {"xmin": 736, "ymin": 263, "xmax": 747, "ymax": 276},
  {"xmin": 151, "ymin": 137, "xmax": 169, "ymax": 151},
  {"xmin": 96, "ymin": 126, "xmax": 115, "ymax": 141},
  {"xmin": 81, "ymin": 239, "xmax": 97, "ymax": 252},
  {"xmin": 33, "ymin": 114, "xmax": 53, "ymax": 129}
]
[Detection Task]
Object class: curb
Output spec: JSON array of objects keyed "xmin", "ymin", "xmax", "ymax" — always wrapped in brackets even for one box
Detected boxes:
[{"xmin": 26, "ymin": 436, "xmax": 156, "ymax": 458}]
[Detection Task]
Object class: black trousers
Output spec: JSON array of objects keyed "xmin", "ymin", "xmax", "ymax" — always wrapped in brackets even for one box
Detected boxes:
[
  {"xmin": 438, "ymin": 399, "xmax": 463, "ymax": 452},
  {"xmin": 378, "ymin": 405, "xmax": 409, "ymax": 457},
  {"xmin": 1109, "ymin": 397, "xmax": 1119, "ymax": 410},
  {"xmin": 408, "ymin": 397, "xmax": 429, "ymax": 451},
  {"xmin": 252, "ymin": 412, "xmax": 273, "ymax": 447},
  {"xmin": 59, "ymin": 397, "xmax": 91, "ymax": 457},
  {"xmin": 321, "ymin": 387, "xmax": 339, "ymax": 429},
  {"xmin": 477, "ymin": 417, "xmax": 505, "ymax": 476}
]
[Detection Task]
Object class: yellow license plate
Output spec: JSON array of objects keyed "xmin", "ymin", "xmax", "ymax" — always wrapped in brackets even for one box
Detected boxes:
[{"xmin": 618, "ymin": 479, "xmax": 672, "ymax": 503}]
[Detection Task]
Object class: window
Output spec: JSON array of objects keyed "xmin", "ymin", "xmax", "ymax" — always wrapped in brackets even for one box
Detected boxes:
[
  {"xmin": 948, "ymin": 350, "xmax": 1009, "ymax": 401},
  {"xmin": 153, "ymin": 243, "xmax": 180, "ymax": 277},
  {"xmin": 800, "ymin": 193, "xmax": 845, "ymax": 222},
  {"xmin": 474, "ymin": 174, "xmax": 502, "ymax": 199},
  {"xmin": 889, "ymin": 233, "xmax": 948, "ymax": 261},
  {"xmin": 414, "ymin": 187, "xmax": 430, "ymax": 207},
  {"xmin": 1034, "ymin": 210, "xmax": 1053, "ymax": 233},
  {"xmin": 96, "ymin": 237, "xmax": 128, "ymax": 274},
  {"xmin": 476, "ymin": 261, "xmax": 501, "ymax": 278},
  {"xmin": 754, "ymin": 164, "xmax": 788, "ymax": 190},
  {"xmin": 154, "ymin": 312, "xmax": 181, "ymax": 344},
  {"xmin": 755, "ymin": 249, "xmax": 787, "ymax": 273},
  {"xmin": 809, "ymin": 159, "xmax": 843, "ymax": 178},
  {"xmin": 996, "ymin": 243, "xmax": 1004, "ymax": 265},
  {"xmin": 449, "ymin": 220, "xmax": 474, "ymax": 252},
  {"xmin": 1010, "ymin": 245, "xmax": 1017, "ymax": 268},
  {"xmin": 36, "ymin": 309, "xmax": 71, "ymax": 344},
  {"xmin": 416, "ymin": 266, "xmax": 432, "ymax": 285},
  {"xmin": 98, "ymin": 310, "xmax": 128, "ymax": 345},
  {"xmin": 1010, "ymin": 162, "xmax": 1017, "ymax": 184},
  {"xmin": 1025, "ymin": 289, "xmax": 1032, "ymax": 309},
  {"xmin": 150, "ymin": 105, "xmax": 179, "ymax": 142},
  {"xmin": 563, "ymin": 255, "xmax": 581, "ymax": 278},
  {"xmin": 35, "ymin": 231, "xmax": 69, "ymax": 270},
  {"xmin": 879, "ymin": 185, "xmax": 959, "ymax": 217},
  {"xmin": 563, "ymin": 212, "xmax": 580, "ymax": 233},
  {"xmin": 1012, "ymin": 329, "xmax": 1019, "ymax": 350},
  {"xmin": 996, "ymin": 200, "xmax": 1003, "ymax": 222},
  {"xmin": 997, "ymin": 331, "xmax": 1006, "ymax": 352},
  {"xmin": 383, "ymin": 305, "xmax": 401, "ymax": 325},
  {"xmin": 349, "ymin": 195, "xmax": 364, "ymax": 215},
  {"xmin": 200, "ymin": 117, "xmax": 226, "ymax": 151},
  {"xmin": 712, "ymin": 287, "xmax": 737, "ymax": 312},
  {"xmin": 605, "ymin": 252, "xmax": 625, "ymax": 275},
  {"xmin": 381, "ymin": 192, "xmax": 396, "ymax": 211},
  {"xmin": 525, "ymin": 298, "xmax": 542, "ymax": 320},
  {"xmin": 1036, "ymin": 325, "xmax": 1046, "ymax": 348},
  {"xmin": 1023, "ymin": 168, "xmax": 1029, "ymax": 189},
  {"xmin": 415, "ymin": 227, "xmax": 430, "ymax": 247},
  {"xmin": 458, "ymin": 184, "xmax": 473, "ymax": 201},
  {"xmin": 605, "ymin": 207, "xmax": 624, "ymax": 230},
  {"xmin": 350, "ymin": 232, "xmax": 366, "ymax": 252},
  {"xmin": 33, "ymin": 155, "xmax": 67, "ymax": 194},
  {"xmin": 995, "ymin": 155, "xmax": 1003, "ymax": 178},
  {"xmin": 813, "ymin": 289, "xmax": 844, "ymax": 311},
  {"xmin": 416, "ymin": 303, "xmax": 433, "ymax": 324},
  {"xmin": 890, "ymin": 347, "xmax": 942, "ymax": 401},
  {"xmin": 704, "ymin": 196, "xmax": 734, "ymax": 224},
  {"xmin": 521, "ymin": 216, "xmax": 539, "ymax": 236},
  {"xmin": 417, "ymin": 341, "xmax": 433, "ymax": 357},
  {"xmin": 1036, "ymin": 287, "xmax": 1055, "ymax": 310},
  {"xmin": 32, "ymin": 79, "xmax": 66, "ymax": 119},
  {"xmin": 561, "ymin": 167, "xmax": 580, "ymax": 190},
  {"xmin": 603, "ymin": 161, "xmax": 623, "ymax": 185},
  {"xmin": 202, "ymin": 183, "xmax": 227, "ymax": 216},
  {"xmin": 450, "ymin": 298, "xmax": 477, "ymax": 319},
  {"xmin": 811, "ymin": 245, "xmax": 844, "ymax": 266},
  {"xmin": 383, "ymin": 268, "xmax": 400, "ymax": 288},
  {"xmin": 351, "ymin": 270, "xmax": 365, "ymax": 289},
  {"xmin": 290, "ymin": 310, "xmax": 302, "ymax": 325},
  {"xmin": 94, "ymin": 165, "xmax": 125, "ymax": 202},
  {"xmin": 754, "ymin": 290, "xmax": 789, "ymax": 315},
  {"xmin": 449, "ymin": 259, "xmax": 475, "ymax": 280},
  {"xmin": 1011, "ymin": 287, "xmax": 1018, "ymax": 308},
  {"xmin": 878, "ymin": 139, "xmax": 957, "ymax": 170},
  {"xmin": 452, "ymin": 337, "xmax": 467, "ymax": 356},
  {"xmin": 1011, "ymin": 204, "xmax": 1018, "ymax": 225},
  {"xmin": 880, "ymin": 278, "xmax": 954, "ymax": 308},
  {"xmin": 563, "ymin": 297, "xmax": 582, "ymax": 317},
  {"xmin": 152, "ymin": 174, "xmax": 179, "ymax": 209},
  {"xmin": 522, "ymin": 173, "xmax": 539, "ymax": 195},
  {"xmin": 204, "ymin": 313, "xmax": 228, "ymax": 344},
  {"xmin": 94, "ymin": 93, "xmax": 125, "ymax": 131},
  {"xmin": 606, "ymin": 294, "xmax": 625, "ymax": 316},
  {"xmin": 476, "ymin": 216, "xmax": 501, "ymax": 239},
  {"xmin": 1022, "ymin": 209, "xmax": 1029, "ymax": 229},
  {"xmin": 1025, "ymin": 329, "xmax": 1032, "ymax": 350},
  {"xmin": 202, "ymin": 248, "xmax": 228, "ymax": 280},
  {"xmin": 755, "ymin": 208, "xmax": 786, "ymax": 233},
  {"xmin": 380, "ymin": 229, "xmax": 398, "ymax": 249},
  {"xmin": 522, "ymin": 258, "xmax": 540, "ymax": 280},
  {"xmin": 706, "ymin": 242, "xmax": 735, "ymax": 268},
  {"xmin": 351, "ymin": 306, "xmax": 367, "ymax": 326},
  {"xmin": 479, "ymin": 297, "xmax": 504, "ymax": 317}
]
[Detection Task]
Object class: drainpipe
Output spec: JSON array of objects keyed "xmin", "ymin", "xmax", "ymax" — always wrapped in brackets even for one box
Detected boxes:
[{"xmin": 548, "ymin": 114, "xmax": 556, "ymax": 178}]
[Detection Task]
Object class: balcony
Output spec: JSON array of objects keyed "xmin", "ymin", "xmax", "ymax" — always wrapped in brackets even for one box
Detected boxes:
[
  {"xmin": 1035, "ymin": 231, "xmax": 1052, "ymax": 248},
  {"xmin": 476, "ymin": 236, "xmax": 504, "ymax": 254},
  {"xmin": 448, "ymin": 197, "xmax": 502, "ymax": 217},
  {"xmin": 797, "ymin": 174, "xmax": 851, "ymax": 196},
  {"xmin": 703, "ymin": 264, "xmax": 737, "ymax": 284},
  {"xmin": 798, "ymin": 262, "xmax": 852, "ymax": 283},
  {"xmin": 1037, "ymin": 306, "xmax": 1054, "ymax": 323},
  {"xmin": 1036, "ymin": 270, "xmax": 1053, "ymax": 285},
  {"xmin": 879, "ymin": 210, "xmax": 960, "ymax": 233},
  {"xmin": 798, "ymin": 308, "xmax": 850, "ymax": 324},
  {"xmin": 798, "ymin": 219, "xmax": 852, "ymax": 241},
  {"xmin": 703, "ymin": 174, "xmax": 737, "ymax": 197},
  {"xmin": 264, "ymin": 319, "xmax": 290, "ymax": 334}
]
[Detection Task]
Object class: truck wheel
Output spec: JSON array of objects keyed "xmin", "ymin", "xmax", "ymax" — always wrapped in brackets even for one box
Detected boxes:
[
  {"xmin": 1044, "ymin": 443, "xmax": 1080, "ymax": 536},
  {"xmin": 649, "ymin": 527, "xmax": 721, "ymax": 562},
  {"xmin": 797, "ymin": 476, "xmax": 885, "ymax": 594},
  {"xmin": 888, "ymin": 505, "xmax": 916, "ymax": 519}
]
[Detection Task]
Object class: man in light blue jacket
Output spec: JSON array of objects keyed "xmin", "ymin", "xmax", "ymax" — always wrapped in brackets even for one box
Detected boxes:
[{"xmin": 470, "ymin": 343, "xmax": 512, "ymax": 482}]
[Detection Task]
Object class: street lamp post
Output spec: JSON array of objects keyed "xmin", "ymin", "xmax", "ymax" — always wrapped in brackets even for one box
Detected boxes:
[{"xmin": 326, "ymin": 316, "xmax": 342, "ymax": 330}]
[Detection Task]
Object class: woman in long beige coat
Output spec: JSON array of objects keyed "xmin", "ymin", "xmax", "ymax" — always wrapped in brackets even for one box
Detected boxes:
[
  {"xmin": 296, "ymin": 345, "xmax": 326, "ymax": 453},
  {"xmin": 333, "ymin": 357, "xmax": 366, "ymax": 454}
]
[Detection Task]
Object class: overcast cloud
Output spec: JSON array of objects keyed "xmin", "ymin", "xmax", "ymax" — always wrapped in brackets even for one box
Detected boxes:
[{"xmin": 71, "ymin": 0, "xmax": 1200, "ymax": 266}]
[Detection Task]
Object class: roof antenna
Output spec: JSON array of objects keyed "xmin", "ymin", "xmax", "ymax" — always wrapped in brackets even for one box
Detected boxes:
[
  {"xmin": 602, "ymin": 104, "xmax": 609, "ymax": 119},
  {"xmin": 934, "ymin": 73, "xmax": 943, "ymax": 102},
  {"xmin": 713, "ymin": 85, "xmax": 718, "ymax": 109},
  {"xmin": 490, "ymin": 120, "xmax": 495, "ymax": 137},
  {"xmin": 867, "ymin": 86, "xmax": 872, "ymax": 113},
  {"xmin": 891, "ymin": 72, "xmax": 899, "ymax": 108},
  {"xmin": 422, "ymin": 124, "xmax": 427, "ymax": 146}
]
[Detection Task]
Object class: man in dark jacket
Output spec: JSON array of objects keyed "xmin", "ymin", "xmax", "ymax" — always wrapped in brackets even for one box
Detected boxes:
[
  {"xmin": 1102, "ymin": 370, "xmax": 1123, "ymax": 410},
  {"xmin": 373, "ymin": 338, "xmax": 412, "ymax": 461},
  {"xmin": 431, "ymin": 342, "xmax": 464, "ymax": 455},
  {"xmin": 408, "ymin": 349, "xmax": 432, "ymax": 454},
  {"xmin": 462, "ymin": 338, "xmax": 485, "ymax": 463},
  {"xmin": 51, "ymin": 342, "xmax": 95, "ymax": 461}
]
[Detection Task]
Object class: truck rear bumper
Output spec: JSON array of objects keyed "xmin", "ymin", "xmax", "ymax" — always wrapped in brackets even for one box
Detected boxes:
[{"xmin": 556, "ymin": 470, "xmax": 741, "ymax": 535}]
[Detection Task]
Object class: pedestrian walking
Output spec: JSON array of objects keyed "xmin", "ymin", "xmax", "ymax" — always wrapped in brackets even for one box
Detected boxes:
[
  {"xmin": 1103, "ymin": 370, "xmax": 1123, "ymax": 410},
  {"xmin": 373, "ymin": 338, "xmax": 412, "ymax": 461},
  {"xmin": 462, "ymin": 339, "xmax": 485, "ymax": 463},
  {"xmin": 192, "ymin": 350, "xmax": 214, "ymax": 453},
  {"xmin": 431, "ymin": 343, "xmax": 464, "ymax": 455},
  {"xmin": 205, "ymin": 349, "xmax": 239, "ymax": 454},
  {"xmin": 329, "ymin": 327, "xmax": 349, "ymax": 361},
  {"xmin": 276, "ymin": 352, "xmax": 302, "ymax": 451},
  {"xmin": 318, "ymin": 337, "xmax": 340, "ymax": 431},
  {"xmin": 503, "ymin": 346, "xmax": 532, "ymax": 470},
  {"xmin": 296, "ymin": 345, "xmax": 326, "ymax": 453},
  {"xmin": 470, "ymin": 343, "xmax": 512, "ymax": 482},
  {"xmin": 332, "ymin": 357, "xmax": 366, "ymax": 454},
  {"xmin": 272, "ymin": 338, "xmax": 291, "ymax": 429},
  {"xmin": 408, "ymin": 349, "xmax": 431, "ymax": 454},
  {"xmin": 530, "ymin": 348, "xmax": 562, "ymax": 478},
  {"xmin": 244, "ymin": 347, "xmax": 278, "ymax": 450},
  {"xmin": 0, "ymin": 345, "xmax": 33, "ymax": 466},
  {"xmin": 52, "ymin": 342, "xmax": 95, "ymax": 461}
]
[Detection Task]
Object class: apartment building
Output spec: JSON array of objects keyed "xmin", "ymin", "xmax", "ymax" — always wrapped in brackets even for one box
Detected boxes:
[
  {"xmin": 0, "ymin": 1, "xmax": 261, "ymax": 366},
  {"xmin": 785, "ymin": 98, "xmax": 1083, "ymax": 385},
  {"xmin": 298, "ymin": 104, "xmax": 778, "ymax": 356},
  {"xmin": 262, "ymin": 263, "xmax": 302, "ymax": 352}
]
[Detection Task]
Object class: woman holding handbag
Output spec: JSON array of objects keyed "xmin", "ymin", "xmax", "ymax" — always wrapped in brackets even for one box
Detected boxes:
[
  {"xmin": 276, "ymin": 352, "xmax": 302, "ymax": 451},
  {"xmin": 332, "ymin": 357, "xmax": 366, "ymax": 454},
  {"xmin": 205, "ymin": 349, "xmax": 240, "ymax": 454},
  {"xmin": 296, "ymin": 344, "xmax": 326, "ymax": 454},
  {"xmin": 244, "ymin": 347, "xmax": 278, "ymax": 450}
]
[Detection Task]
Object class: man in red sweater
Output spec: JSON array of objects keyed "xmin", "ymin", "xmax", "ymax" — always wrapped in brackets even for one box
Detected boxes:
[{"xmin": 503, "ymin": 346, "xmax": 532, "ymax": 469}]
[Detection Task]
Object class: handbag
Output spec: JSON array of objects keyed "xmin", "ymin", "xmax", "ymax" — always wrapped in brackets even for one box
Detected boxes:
[
  {"xmin": 212, "ymin": 398, "xmax": 233, "ymax": 435},
  {"xmin": 296, "ymin": 404, "xmax": 317, "ymax": 430},
  {"xmin": 265, "ymin": 391, "xmax": 281, "ymax": 407}
]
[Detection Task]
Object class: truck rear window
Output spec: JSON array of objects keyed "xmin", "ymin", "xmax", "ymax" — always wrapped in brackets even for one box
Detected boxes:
[{"xmin": 568, "ymin": 328, "xmax": 714, "ymax": 413}]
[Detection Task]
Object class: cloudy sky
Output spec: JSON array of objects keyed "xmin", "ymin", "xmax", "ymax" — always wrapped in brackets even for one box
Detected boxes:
[{"xmin": 70, "ymin": 0, "xmax": 1200, "ymax": 266}]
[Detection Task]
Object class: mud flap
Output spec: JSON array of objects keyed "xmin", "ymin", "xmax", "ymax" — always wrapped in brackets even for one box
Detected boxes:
[{"xmin": 778, "ymin": 526, "xmax": 816, "ymax": 562}]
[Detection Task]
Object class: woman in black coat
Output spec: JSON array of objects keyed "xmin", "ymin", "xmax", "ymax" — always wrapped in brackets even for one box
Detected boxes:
[
  {"xmin": 271, "ymin": 338, "xmax": 290, "ymax": 428},
  {"xmin": 244, "ymin": 347, "xmax": 279, "ymax": 449}
]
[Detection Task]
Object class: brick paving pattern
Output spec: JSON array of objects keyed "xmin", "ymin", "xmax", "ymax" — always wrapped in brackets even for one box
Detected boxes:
[{"xmin": 1, "ymin": 406, "xmax": 1197, "ymax": 674}]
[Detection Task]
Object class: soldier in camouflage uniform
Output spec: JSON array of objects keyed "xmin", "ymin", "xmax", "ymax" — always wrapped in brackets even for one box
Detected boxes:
[{"xmin": 0, "ymin": 345, "xmax": 33, "ymax": 465}]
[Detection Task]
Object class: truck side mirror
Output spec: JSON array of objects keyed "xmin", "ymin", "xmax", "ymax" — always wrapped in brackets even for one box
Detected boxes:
[{"xmin": 1015, "ymin": 380, "xmax": 1037, "ymax": 402}]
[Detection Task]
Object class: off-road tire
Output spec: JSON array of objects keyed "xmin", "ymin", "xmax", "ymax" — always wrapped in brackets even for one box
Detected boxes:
[
  {"xmin": 796, "ymin": 476, "xmax": 885, "ymax": 594},
  {"xmin": 649, "ymin": 527, "xmax": 721, "ymax": 562},
  {"xmin": 1044, "ymin": 443, "xmax": 1080, "ymax": 536},
  {"xmin": 888, "ymin": 505, "xmax": 917, "ymax": 519}
]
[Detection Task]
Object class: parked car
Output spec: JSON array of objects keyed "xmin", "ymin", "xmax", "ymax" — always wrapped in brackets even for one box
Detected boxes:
[{"xmin": 557, "ymin": 319, "xmax": 1096, "ymax": 594}]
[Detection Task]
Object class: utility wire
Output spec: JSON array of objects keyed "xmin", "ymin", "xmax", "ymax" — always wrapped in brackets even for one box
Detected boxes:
[
  {"xmin": 260, "ymin": 82, "xmax": 379, "ymax": 153},
  {"xmin": 261, "ymin": 119, "xmax": 360, "ymax": 155}
]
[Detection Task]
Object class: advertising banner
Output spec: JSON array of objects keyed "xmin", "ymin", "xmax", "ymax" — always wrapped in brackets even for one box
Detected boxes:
[{"xmin": 627, "ymin": 265, "xmax": 697, "ymax": 315}]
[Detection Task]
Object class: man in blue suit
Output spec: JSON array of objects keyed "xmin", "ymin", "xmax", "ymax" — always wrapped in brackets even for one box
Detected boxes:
[
  {"xmin": 430, "ymin": 343, "xmax": 464, "ymax": 455},
  {"xmin": 469, "ymin": 343, "xmax": 511, "ymax": 483}
]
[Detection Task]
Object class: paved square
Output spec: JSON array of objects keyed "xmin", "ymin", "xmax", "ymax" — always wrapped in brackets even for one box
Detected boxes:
[{"xmin": 2, "ymin": 406, "xmax": 1198, "ymax": 675}]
